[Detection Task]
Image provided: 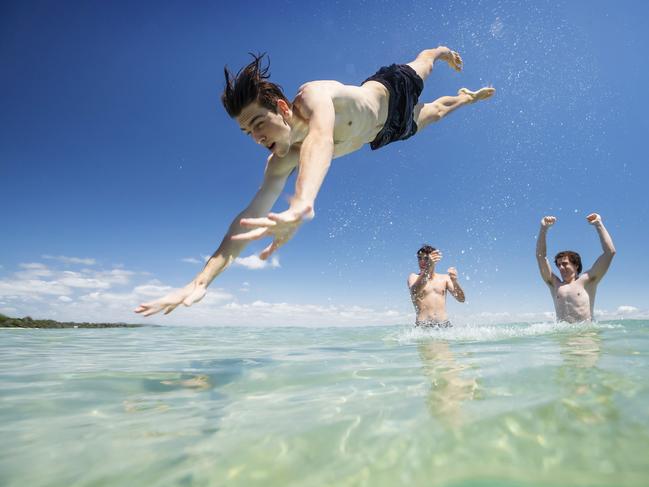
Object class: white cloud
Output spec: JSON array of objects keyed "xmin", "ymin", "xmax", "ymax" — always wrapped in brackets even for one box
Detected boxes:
[
  {"xmin": 233, "ymin": 255, "xmax": 280, "ymax": 270},
  {"xmin": 42, "ymin": 255, "xmax": 96, "ymax": 265},
  {"xmin": 79, "ymin": 291, "xmax": 135, "ymax": 304},
  {"xmin": 8, "ymin": 254, "xmax": 645, "ymax": 328},
  {"xmin": 616, "ymin": 305, "xmax": 639, "ymax": 315},
  {"xmin": 208, "ymin": 300, "xmax": 409, "ymax": 326},
  {"xmin": 58, "ymin": 271, "xmax": 111, "ymax": 289},
  {"xmin": 15, "ymin": 263, "xmax": 52, "ymax": 279},
  {"xmin": 181, "ymin": 257, "xmax": 202, "ymax": 264},
  {"xmin": 133, "ymin": 283, "xmax": 173, "ymax": 297},
  {"xmin": 94, "ymin": 269, "xmax": 134, "ymax": 285},
  {"xmin": 0, "ymin": 279, "xmax": 72, "ymax": 297}
]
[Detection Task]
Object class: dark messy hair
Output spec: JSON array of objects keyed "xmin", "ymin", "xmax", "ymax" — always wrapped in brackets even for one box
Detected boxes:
[
  {"xmin": 554, "ymin": 251, "xmax": 583, "ymax": 274},
  {"xmin": 417, "ymin": 245, "xmax": 437, "ymax": 257},
  {"xmin": 221, "ymin": 53, "xmax": 290, "ymax": 118}
]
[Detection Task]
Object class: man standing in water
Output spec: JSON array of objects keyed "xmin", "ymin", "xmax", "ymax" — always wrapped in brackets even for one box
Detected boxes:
[
  {"xmin": 536, "ymin": 213, "xmax": 616, "ymax": 323},
  {"xmin": 136, "ymin": 47, "xmax": 494, "ymax": 316},
  {"xmin": 408, "ymin": 245, "xmax": 466, "ymax": 327}
]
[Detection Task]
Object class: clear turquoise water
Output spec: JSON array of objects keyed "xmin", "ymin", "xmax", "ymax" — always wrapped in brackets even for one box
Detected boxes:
[{"xmin": 1, "ymin": 320, "xmax": 648, "ymax": 487}]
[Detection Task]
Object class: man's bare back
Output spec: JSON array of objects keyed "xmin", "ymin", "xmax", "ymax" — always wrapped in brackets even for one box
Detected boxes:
[
  {"xmin": 536, "ymin": 213, "xmax": 616, "ymax": 323},
  {"xmin": 408, "ymin": 247, "xmax": 465, "ymax": 324},
  {"xmin": 136, "ymin": 47, "xmax": 493, "ymax": 317}
]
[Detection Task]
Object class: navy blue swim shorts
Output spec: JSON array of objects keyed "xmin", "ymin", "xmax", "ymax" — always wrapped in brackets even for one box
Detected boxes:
[{"xmin": 362, "ymin": 64, "xmax": 424, "ymax": 150}]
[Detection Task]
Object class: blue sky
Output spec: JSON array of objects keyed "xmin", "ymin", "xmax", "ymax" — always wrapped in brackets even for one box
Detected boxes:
[{"xmin": 1, "ymin": 0, "xmax": 648, "ymax": 325}]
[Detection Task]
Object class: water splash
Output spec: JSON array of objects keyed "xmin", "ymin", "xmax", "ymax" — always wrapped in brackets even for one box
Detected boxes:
[{"xmin": 387, "ymin": 320, "xmax": 623, "ymax": 344}]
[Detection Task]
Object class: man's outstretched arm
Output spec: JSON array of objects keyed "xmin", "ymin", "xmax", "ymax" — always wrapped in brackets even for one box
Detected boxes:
[
  {"xmin": 585, "ymin": 213, "xmax": 616, "ymax": 283},
  {"xmin": 536, "ymin": 216, "xmax": 558, "ymax": 286},
  {"xmin": 135, "ymin": 155, "xmax": 296, "ymax": 317},
  {"xmin": 234, "ymin": 86, "xmax": 335, "ymax": 258}
]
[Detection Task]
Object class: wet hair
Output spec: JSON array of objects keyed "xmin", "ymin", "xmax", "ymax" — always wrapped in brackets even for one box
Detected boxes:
[
  {"xmin": 221, "ymin": 53, "xmax": 290, "ymax": 118},
  {"xmin": 417, "ymin": 244, "xmax": 437, "ymax": 257},
  {"xmin": 554, "ymin": 251, "xmax": 583, "ymax": 274}
]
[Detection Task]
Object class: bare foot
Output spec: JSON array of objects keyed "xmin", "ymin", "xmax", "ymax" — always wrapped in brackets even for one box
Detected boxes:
[
  {"xmin": 437, "ymin": 47, "xmax": 463, "ymax": 72},
  {"xmin": 458, "ymin": 87, "xmax": 496, "ymax": 103}
]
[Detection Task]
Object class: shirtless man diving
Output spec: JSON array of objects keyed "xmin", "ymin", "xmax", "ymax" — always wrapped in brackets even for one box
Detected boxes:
[
  {"xmin": 408, "ymin": 245, "xmax": 466, "ymax": 327},
  {"xmin": 136, "ymin": 47, "xmax": 494, "ymax": 316},
  {"xmin": 536, "ymin": 213, "xmax": 616, "ymax": 323}
]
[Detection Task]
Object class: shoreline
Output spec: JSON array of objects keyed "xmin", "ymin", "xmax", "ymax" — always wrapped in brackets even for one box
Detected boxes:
[{"xmin": 0, "ymin": 314, "xmax": 148, "ymax": 329}]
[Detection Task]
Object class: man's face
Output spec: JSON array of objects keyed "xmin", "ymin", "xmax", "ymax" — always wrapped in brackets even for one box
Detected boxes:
[
  {"xmin": 417, "ymin": 252, "xmax": 439, "ymax": 271},
  {"xmin": 236, "ymin": 101, "xmax": 292, "ymax": 157},
  {"xmin": 556, "ymin": 256, "xmax": 578, "ymax": 282}
]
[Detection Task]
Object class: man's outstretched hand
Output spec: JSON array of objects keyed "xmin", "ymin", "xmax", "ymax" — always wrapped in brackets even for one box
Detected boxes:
[
  {"xmin": 232, "ymin": 202, "xmax": 314, "ymax": 260},
  {"xmin": 135, "ymin": 280, "xmax": 207, "ymax": 317}
]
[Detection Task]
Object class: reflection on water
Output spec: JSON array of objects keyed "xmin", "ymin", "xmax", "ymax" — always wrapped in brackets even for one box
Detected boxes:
[
  {"xmin": 560, "ymin": 328, "xmax": 601, "ymax": 369},
  {"xmin": 557, "ymin": 328, "xmax": 616, "ymax": 425},
  {"xmin": 418, "ymin": 340, "xmax": 478, "ymax": 428}
]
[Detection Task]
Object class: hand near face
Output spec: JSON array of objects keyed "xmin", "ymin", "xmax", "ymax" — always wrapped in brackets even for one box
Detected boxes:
[
  {"xmin": 233, "ymin": 202, "xmax": 315, "ymax": 260},
  {"xmin": 429, "ymin": 250, "xmax": 442, "ymax": 265},
  {"xmin": 447, "ymin": 267, "xmax": 458, "ymax": 280},
  {"xmin": 541, "ymin": 216, "xmax": 557, "ymax": 228},
  {"xmin": 586, "ymin": 213, "xmax": 602, "ymax": 225}
]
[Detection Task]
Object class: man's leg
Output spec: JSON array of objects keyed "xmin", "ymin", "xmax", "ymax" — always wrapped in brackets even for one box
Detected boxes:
[
  {"xmin": 406, "ymin": 46, "xmax": 463, "ymax": 82},
  {"xmin": 414, "ymin": 87, "xmax": 495, "ymax": 130}
]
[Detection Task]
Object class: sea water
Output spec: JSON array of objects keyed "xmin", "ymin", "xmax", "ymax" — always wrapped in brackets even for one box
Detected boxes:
[{"xmin": 1, "ymin": 320, "xmax": 648, "ymax": 487}]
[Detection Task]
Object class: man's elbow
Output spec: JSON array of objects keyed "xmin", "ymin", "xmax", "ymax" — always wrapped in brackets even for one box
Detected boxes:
[{"xmin": 538, "ymin": 271, "xmax": 552, "ymax": 285}]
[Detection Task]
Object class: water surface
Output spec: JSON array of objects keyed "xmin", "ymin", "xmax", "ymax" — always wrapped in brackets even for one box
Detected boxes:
[{"xmin": 1, "ymin": 320, "xmax": 648, "ymax": 486}]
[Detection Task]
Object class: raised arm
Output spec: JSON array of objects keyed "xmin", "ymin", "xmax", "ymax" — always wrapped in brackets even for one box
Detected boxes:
[
  {"xmin": 446, "ymin": 267, "xmax": 465, "ymax": 303},
  {"xmin": 585, "ymin": 213, "xmax": 616, "ymax": 282},
  {"xmin": 536, "ymin": 216, "xmax": 558, "ymax": 286},
  {"xmin": 408, "ymin": 268, "xmax": 431, "ymax": 295},
  {"xmin": 135, "ymin": 154, "xmax": 296, "ymax": 317},
  {"xmin": 408, "ymin": 251, "xmax": 442, "ymax": 294}
]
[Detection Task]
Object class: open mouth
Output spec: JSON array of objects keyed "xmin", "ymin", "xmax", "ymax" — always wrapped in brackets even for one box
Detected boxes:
[{"xmin": 268, "ymin": 143, "xmax": 276, "ymax": 152}]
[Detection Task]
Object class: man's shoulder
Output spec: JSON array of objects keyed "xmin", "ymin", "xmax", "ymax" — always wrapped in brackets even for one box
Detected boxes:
[
  {"xmin": 297, "ymin": 80, "xmax": 345, "ymax": 92},
  {"xmin": 293, "ymin": 80, "xmax": 349, "ymax": 104}
]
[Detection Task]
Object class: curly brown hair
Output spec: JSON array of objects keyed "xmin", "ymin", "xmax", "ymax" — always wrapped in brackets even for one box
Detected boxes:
[{"xmin": 554, "ymin": 251, "xmax": 583, "ymax": 274}]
